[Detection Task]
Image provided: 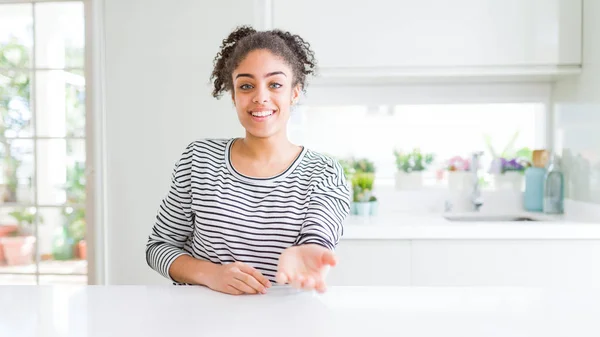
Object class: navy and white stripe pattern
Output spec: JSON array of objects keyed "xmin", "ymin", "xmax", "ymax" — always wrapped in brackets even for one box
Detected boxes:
[{"xmin": 146, "ymin": 138, "xmax": 351, "ymax": 284}]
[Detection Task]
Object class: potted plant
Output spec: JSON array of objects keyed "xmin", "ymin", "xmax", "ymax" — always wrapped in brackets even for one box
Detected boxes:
[
  {"xmin": 1, "ymin": 208, "xmax": 38, "ymax": 266},
  {"xmin": 444, "ymin": 155, "xmax": 472, "ymax": 191},
  {"xmin": 352, "ymin": 158, "xmax": 375, "ymax": 174},
  {"xmin": 351, "ymin": 172, "xmax": 375, "ymax": 216},
  {"xmin": 0, "ymin": 221, "xmax": 18, "ymax": 265},
  {"xmin": 336, "ymin": 157, "xmax": 356, "ymax": 190},
  {"xmin": 489, "ymin": 157, "xmax": 531, "ymax": 191},
  {"xmin": 65, "ymin": 208, "xmax": 86, "ymax": 259},
  {"xmin": 393, "ymin": 148, "xmax": 434, "ymax": 190},
  {"xmin": 61, "ymin": 161, "xmax": 86, "ymax": 259},
  {"xmin": 368, "ymin": 195, "xmax": 378, "ymax": 216},
  {"xmin": 485, "ymin": 131, "xmax": 532, "ymax": 191}
]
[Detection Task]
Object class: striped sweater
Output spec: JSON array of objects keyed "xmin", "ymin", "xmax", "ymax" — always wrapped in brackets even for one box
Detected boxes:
[{"xmin": 145, "ymin": 138, "xmax": 351, "ymax": 284}]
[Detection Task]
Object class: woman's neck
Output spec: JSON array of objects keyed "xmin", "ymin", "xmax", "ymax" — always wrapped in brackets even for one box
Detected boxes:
[{"xmin": 238, "ymin": 132, "xmax": 297, "ymax": 163}]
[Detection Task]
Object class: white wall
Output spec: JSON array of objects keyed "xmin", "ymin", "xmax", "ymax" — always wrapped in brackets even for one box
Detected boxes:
[
  {"xmin": 102, "ymin": 0, "xmax": 251, "ymax": 284},
  {"xmin": 95, "ymin": 0, "xmax": 590, "ymax": 285},
  {"xmin": 553, "ymin": 0, "xmax": 600, "ymax": 204}
]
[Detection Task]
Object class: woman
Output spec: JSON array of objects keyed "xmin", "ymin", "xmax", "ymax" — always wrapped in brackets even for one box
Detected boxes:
[{"xmin": 145, "ymin": 26, "xmax": 351, "ymax": 295}]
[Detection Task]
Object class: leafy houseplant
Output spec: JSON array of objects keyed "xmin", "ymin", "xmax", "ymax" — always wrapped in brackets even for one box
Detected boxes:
[
  {"xmin": 336, "ymin": 157, "xmax": 356, "ymax": 187},
  {"xmin": 484, "ymin": 131, "xmax": 532, "ymax": 191},
  {"xmin": 393, "ymin": 148, "xmax": 434, "ymax": 190},
  {"xmin": 350, "ymin": 157, "xmax": 377, "ymax": 216},
  {"xmin": 351, "ymin": 172, "xmax": 375, "ymax": 216},
  {"xmin": 352, "ymin": 158, "xmax": 376, "ymax": 174},
  {"xmin": 394, "ymin": 148, "xmax": 434, "ymax": 173},
  {"xmin": 484, "ymin": 131, "xmax": 532, "ymax": 174},
  {"xmin": 330, "ymin": 156, "xmax": 379, "ymax": 217},
  {"xmin": 8, "ymin": 208, "xmax": 37, "ymax": 236}
]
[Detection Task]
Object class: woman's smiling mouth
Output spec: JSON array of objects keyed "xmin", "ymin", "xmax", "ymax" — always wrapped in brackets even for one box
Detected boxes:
[{"xmin": 249, "ymin": 109, "xmax": 276, "ymax": 121}]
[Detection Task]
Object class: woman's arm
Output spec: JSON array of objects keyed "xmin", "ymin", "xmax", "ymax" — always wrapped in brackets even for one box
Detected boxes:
[
  {"xmin": 168, "ymin": 255, "xmax": 216, "ymax": 285},
  {"xmin": 145, "ymin": 143, "xmax": 271, "ymax": 294},
  {"xmin": 145, "ymin": 144, "xmax": 197, "ymax": 283},
  {"xmin": 296, "ymin": 159, "xmax": 351, "ymax": 249},
  {"xmin": 276, "ymin": 159, "xmax": 351, "ymax": 292}
]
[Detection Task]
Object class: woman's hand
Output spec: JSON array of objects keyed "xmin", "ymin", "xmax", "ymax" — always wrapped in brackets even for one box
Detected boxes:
[
  {"xmin": 204, "ymin": 261, "xmax": 271, "ymax": 295},
  {"xmin": 276, "ymin": 244, "xmax": 337, "ymax": 293}
]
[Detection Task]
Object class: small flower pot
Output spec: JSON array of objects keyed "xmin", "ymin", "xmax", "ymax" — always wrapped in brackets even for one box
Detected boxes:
[
  {"xmin": 351, "ymin": 202, "xmax": 358, "ymax": 215},
  {"xmin": 0, "ymin": 225, "xmax": 18, "ymax": 265},
  {"xmin": 1, "ymin": 236, "xmax": 36, "ymax": 266},
  {"xmin": 78, "ymin": 240, "xmax": 87, "ymax": 260},
  {"xmin": 355, "ymin": 202, "xmax": 371, "ymax": 216},
  {"xmin": 369, "ymin": 201, "xmax": 378, "ymax": 216},
  {"xmin": 395, "ymin": 171, "xmax": 423, "ymax": 190},
  {"xmin": 447, "ymin": 171, "xmax": 472, "ymax": 191},
  {"xmin": 493, "ymin": 171, "xmax": 523, "ymax": 191}
]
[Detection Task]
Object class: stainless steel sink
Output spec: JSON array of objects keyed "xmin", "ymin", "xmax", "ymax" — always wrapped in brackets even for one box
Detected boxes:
[{"xmin": 443, "ymin": 214, "xmax": 539, "ymax": 222}]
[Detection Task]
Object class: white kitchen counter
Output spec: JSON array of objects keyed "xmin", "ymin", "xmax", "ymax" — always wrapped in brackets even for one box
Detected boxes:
[
  {"xmin": 342, "ymin": 212, "xmax": 600, "ymax": 240},
  {"xmin": 2, "ymin": 285, "xmax": 600, "ymax": 337}
]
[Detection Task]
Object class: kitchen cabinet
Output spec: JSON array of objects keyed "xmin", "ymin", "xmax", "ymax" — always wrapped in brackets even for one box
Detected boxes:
[
  {"xmin": 332, "ymin": 238, "xmax": 600, "ymax": 287},
  {"xmin": 327, "ymin": 240, "xmax": 411, "ymax": 286},
  {"xmin": 411, "ymin": 240, "xmax": 600, "ymax": 286},
  {"xmin": 271, "ymin": 0, "xmax": 581, "ymax": 79}
]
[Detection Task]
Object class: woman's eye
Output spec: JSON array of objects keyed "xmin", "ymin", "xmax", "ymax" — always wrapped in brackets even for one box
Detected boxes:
[
  {"xmin": 240, "ymin": 84, "xmax": 253, "ymax": 90},
  {"xmin": 270, "ymin": 83, "xmax": 282, "ymax": 89}
]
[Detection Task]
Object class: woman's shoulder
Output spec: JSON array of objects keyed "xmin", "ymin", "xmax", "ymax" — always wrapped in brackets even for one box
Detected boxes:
[
  {"xmin": 302, "ymin": 148, "xmax": 346, "ymax": 177},
  {"xmin": 177, "ymin": 138, "xmax": 233, "ymax": 157},
  {"xmin": 185, "ymin": 138, "xmax": 231, "ymax": 150}
]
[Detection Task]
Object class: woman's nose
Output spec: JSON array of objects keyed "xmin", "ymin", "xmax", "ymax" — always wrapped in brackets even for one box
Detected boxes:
[{"xmin": 252, "ymin": 87, "xmax": 269, "ymax": 103}]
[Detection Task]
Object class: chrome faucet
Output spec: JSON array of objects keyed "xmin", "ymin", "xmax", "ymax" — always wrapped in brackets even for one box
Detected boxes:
[{"xmin": 470, "ymin": 151, "xmax": 484, "ymax": 211}]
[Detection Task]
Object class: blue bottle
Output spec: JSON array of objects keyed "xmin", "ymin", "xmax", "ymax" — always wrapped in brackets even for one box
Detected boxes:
[
  {"xmin": 543, "ymin": 154, "xmax": 564, "ymax": 214},
  {"xmin": 524, "ymin": 167, "xmax": 546, "ymax": 212}
]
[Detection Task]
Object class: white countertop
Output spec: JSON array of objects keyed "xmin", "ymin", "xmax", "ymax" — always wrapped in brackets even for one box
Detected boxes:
[
  {"xmin": 342, "ymin": 212, "xmax": 600, "ymax": 240},
  {"xmin": 2, "ymin": 285, "xmax": 600, "ymax": 337}
]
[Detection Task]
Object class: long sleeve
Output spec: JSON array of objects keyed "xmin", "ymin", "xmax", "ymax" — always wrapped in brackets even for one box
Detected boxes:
[
  {"xmin": 296, "ymin": 159, "xmax": 351, "ymax": 250},
  {"xmin": 145, "ymin": 144, "xmax": 195, "ymax": 281}
]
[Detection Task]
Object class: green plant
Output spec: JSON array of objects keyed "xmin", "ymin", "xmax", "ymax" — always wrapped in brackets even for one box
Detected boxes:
[
  {"xmin": 484, "ymin": 131, "xmax": 533, "ymax": 174},
  {"xmin": 66, "ymin": 210, "xmax": 85, "ymax": 242},
  {"xmin": 336, "ymin": 157, "xmax": 355, "ymax": 181},
  {"xmin": 64, "ymin": 161, "xmax": 86, "ymax": 204},
  {"xmin": 484, "ymin": 131, "xmax": 532, "ymax": 161},
  {"xmin": 352, "ymin": 158, "xmax": 375, "ymax": 173},
  {"xmin": 394, "ymin": 148, "xmax": 434, "ymax": 173},
  {"xmin": 7, "ymin": 207, "xmax": 42, "ymax": 236},
  {"xmin": 62, "ymin": 161, "xmax": 86, "ymax": 242},
  {"xmin": 351, "ymin": 172, "xmax": 374, "ymax": 202},
  {"xmin": 352, "ymin": 172, "xmax": 374, "ymax": 190},
  {"xmin": 1, "ymin": 40, "xmax": 32, "ymax": 202}
]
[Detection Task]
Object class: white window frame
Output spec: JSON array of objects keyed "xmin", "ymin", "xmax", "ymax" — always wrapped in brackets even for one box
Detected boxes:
[{"xmin": 0, "ymin": 0, "xmax": 104, "ymax": 285}]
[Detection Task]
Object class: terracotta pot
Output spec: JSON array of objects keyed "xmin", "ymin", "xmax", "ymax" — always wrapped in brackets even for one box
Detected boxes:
[
  {"xmin": 0, "ymin": 225, "xmax": 18, "ymax": 237},
  {"xmin": 0, "ymin": 225, "xmax": 18, "ymax": 265},
  {"xmin": 0, "ymin": 242, "xmax": 5, "ymax": 265},
  {"xmin": 78, "ymin": 240, "xmax": 87, "ymax": 260},
  {"xmin": 1, "ymin": 236, "xmax": 36, "ymax": 266}
]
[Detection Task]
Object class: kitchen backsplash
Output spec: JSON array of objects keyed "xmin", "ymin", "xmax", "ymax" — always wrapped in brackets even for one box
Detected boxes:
[
  {"xmin": 554, "ymin": 103, "xmax": 600, "ymax": 204},
  {"xmin": 552, "ymin": 0, "xmax": 600, "ymax": 206}
]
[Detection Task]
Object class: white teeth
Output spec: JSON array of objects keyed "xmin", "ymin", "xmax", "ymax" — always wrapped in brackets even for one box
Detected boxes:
[{"xmin": 251, "ymin": 110, "xmax": 274, "ymax": 117}]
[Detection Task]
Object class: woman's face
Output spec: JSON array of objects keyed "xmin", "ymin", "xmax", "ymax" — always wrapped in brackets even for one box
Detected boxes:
[{"xmin": 231, "ymin": 49, "xmax": 300, "ymax": 139}]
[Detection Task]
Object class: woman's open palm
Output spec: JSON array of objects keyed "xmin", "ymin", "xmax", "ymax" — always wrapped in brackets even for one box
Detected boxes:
[{"xmin": 276, "ymin": 244, "xmax": 337, "ymax": 293}]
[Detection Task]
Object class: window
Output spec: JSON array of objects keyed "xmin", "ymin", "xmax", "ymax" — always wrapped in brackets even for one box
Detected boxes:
[
  {"xmin": 0, "ymin": 1, "xmax": 86, "ymax": 285},
  {"xmin": 289, "ymin": 102, "xmax": 545, "ymax": 188}
]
